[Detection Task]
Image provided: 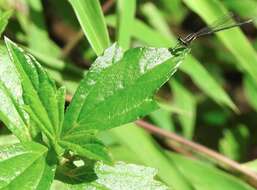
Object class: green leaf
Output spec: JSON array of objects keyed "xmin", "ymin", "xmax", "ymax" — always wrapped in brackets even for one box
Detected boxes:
[
  {"xmin": 26, "ymin": 0, "xmax": 61, "ymax": 57},
  {"xmin": 182, "ymin": 0, "xmax": 257, "ymax": 83},
  {"xmin": 170, "ymin": 80, "xmax": 196, "ymax": 139},
  {"xmin": 0, "ymin": 142, "xmax": 55, "ymax": 190},
  {"xmin": 4, "ymin": 38, "xmax": 65, "ymax": 141},
  {"xmin": 139, "ymin": 3, "xmax": 237, "ymax": 111},
  {"xmin": 140, "ymin": 3, "xmax": 176, "ymax": 41},
  {"xmin": 111, "ymin": 124, "xmax": 194, "ymax": 190},
  {"xmin": 159, "ymin": 0, "xmax": 187, "ymax": 24},
  {"xmin": 0, "ymin": 45, "xmax": 31, "ymax": 141},
  {"xmin": 244, "ymin": 75, "xmax": 257, "ymax": 112},
  {"xmin": 106, "ymin": 15, "xmax": 172, "ymax": 47},
  {"xmin": 149, "ymin": 109, "xmax": 175, "ymax": 131},
  {"xmin": 0, "ymin": 10, "xmax": 12, "ymax": 36},
  {"xmin": 219, "ymin": 125, "xmax": 249, "ymax": 161},
  {"xmin": 59, "ymin": 134, "xmax": 111, "ymax": 163},
  {"xmin": 167, "ymin": 152, "xmax": 255, "ymax": 190},
  {"xmin": 57, "ymin": 86, "xmax": 66, "ymax": 136},
  {"xmin": 0, "ymin": 134, "xmax": 19, "ymax": 146},
  {"xmin": 180, "ymin": 57, "xmax": 238, "ymax": 112},
  {"xmin": 27, "ymin": 48, "xmax": 83, "ymax": 95},
  {"xmin": 223, "ymin": 0, "xmax": 257, "ymax": 27},
  {"xmin": 95, "ymin": 161, "xmax": 169, "ymax": 190},
  {"xmin": 68, "ymin": 0, "xmax": 110, "ymax": 55},
  {"xmin": 117, "ymin": 0, "xmax": 136, "ymax": 49},
  {"xmin": 62, "ymin": 43, "xmax": 188, "ymax": 137},
  {"xmin": 68, "ymin": 161, "xmax": 169, "ymax": 190},
  {"xmin": 106, "ymin": 14, "xmax": 237, "ymax": 111}
]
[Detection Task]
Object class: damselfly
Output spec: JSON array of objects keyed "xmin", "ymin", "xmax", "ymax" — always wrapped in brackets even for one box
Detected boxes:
[{"xmin": 170, "ymin": 14, "xmax": 253, "ymax": 55}]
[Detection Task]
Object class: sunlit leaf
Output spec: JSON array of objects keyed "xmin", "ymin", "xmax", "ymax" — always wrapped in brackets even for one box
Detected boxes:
[
  {"xmin": 5, "ymin": 38, "xmax": 65, "ymax": 141},
  {"xmin": 0, "ymin": 45, "xmax": 31, "ymax": 141},
  {"xmin": 117, "ymin": 0, "xmax": 136, "ymax": 49},
  {"xmin": 62, "ymin": 43, "xmax": 188, "ymax": 137},
  {"xmin": 0, "ymin": 142, "xmax": 55, "ymax": 190},
  {"xmin": 68, "ymin": 161, "xmax": 169, "ymax": 190},
  {"xmin": 68, "ymin": 0, "xmax": 110, "ymax": 55}
]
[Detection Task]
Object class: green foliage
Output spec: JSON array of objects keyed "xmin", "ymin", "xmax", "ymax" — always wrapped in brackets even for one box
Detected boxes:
[
  {"xmin": 67, "ymin": 162, "xmax": 169, "ymax": 190},
  {"xmin": 111, "ymin": 146, "xmax": 255, "ymax": 190},
  {"xmin": 111, "ymin": 124, "xmax": 194, "ymax": 190},
  {"xmin": 0, "ymin": 10, "xmax": 11, "ymax": 36},
  {"xmin": 170, "ymin": 80, "xmax": 196, "ymax": 139},
  {"xmin": 182, "ymin": 0, "xmax": 257, "ymax": 83},
  {"xmin": 168, "ymin": 152, "xmax": 255, "ymax": 190},
  {"xmin": 94, "ymin": 161, "xmax": 168, "ymax": 190},
  {"xmin": 5, "ymin": 38, "xmax": 64, "ymax": 145},
  {"xmin": 68, "ymin": 0, "xmax": 110, "ymax": 55},
  {"xmin": 0, "ymin": 0, "xmax": 257, "ymax": 189},
  {"xmin": 117, "ymin": 0, "xmax": 136, "ymax": 49},
  {"xmin": 139, "ymin": 2, "xmax": 237, "ymax": 111},
  {"xmin": 244, "ymin": 75, "xmax": 257, "ymax": 112},
  {"xmin": 51, "ymin": 161, "xmax": 169, "ymax": 190},
  {"xmin": 0, "ymin": 45, "xmax": 31, "ymax": 141},
  {"xmin": 0, "ymin": 142, "xmax": 55, "ymax": 190},
  {"xmin": 219, "ymin": 125, "xmax": 249, "ymax": 161},
  {"xmin": 0, "ymin": 37, "xmax": 186, "ymax": 189},
  {"xmin": 62, "ymin": 44, "xmax": 188, "ymax": 135}
]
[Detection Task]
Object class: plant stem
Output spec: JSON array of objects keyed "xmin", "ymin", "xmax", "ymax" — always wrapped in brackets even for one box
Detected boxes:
[
  {"xmin": 135, "ymin": 120, "xmax": 257, "ymax": 189},
  {"xmin": 61, "ymin": 0, "xmax": 115, "ymax": 58}
]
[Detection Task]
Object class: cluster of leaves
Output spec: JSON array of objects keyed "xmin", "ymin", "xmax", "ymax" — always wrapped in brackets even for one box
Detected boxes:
[
  {"xmin": 0, "ymin": 0, "xmax": 257, "ymax": 189},
  {"xmin": 0, "ymin": 12, "xmax": 189, "ymax": 188}
]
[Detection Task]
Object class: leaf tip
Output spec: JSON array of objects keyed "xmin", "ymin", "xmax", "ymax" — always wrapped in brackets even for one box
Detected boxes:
[{"xmin": 4, "ymin": 36, "xmax": 15, "ymax": 50}]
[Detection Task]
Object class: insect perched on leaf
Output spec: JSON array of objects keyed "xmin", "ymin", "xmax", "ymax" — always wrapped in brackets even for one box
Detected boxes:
[{"xmin": 169, "ymin": 14, "xmax": 253, "ymax": 56}]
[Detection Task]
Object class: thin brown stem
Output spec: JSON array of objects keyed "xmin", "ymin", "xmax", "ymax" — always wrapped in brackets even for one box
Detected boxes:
[
  {"xmin": 163, "ymin": 139, "xmax": 195, "ymax": 158},
  {"xmin": 61, "ymin": 0, "xmax": 115, "ymax": 58},
  {"xmin": 135, "ymin": 120, "xmax": 257, "ymax": 189}
]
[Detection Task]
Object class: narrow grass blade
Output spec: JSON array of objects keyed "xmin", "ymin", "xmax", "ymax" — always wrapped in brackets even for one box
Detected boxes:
[
  {"xmin": 117, "ymin": 0, "xmax": 136, "ymax": 49},
  {"xmin": 0, "ymin": 10, "xmax": 12, "ymax": 36},
  {"xmin": 170, "ymin": 80, "xmax": 196, "ymax": 139},
  {"xmin": 219, "ymin": 124, "xmax": 249, "ymax": 161},
  {"xmin": 244, "ymin": 75, "xmax": 257, "ymax": 112},
  {"xmin": 149, "ymin": 109, "xmax": 175, "ymax": 131},
  {"xmin": 69, "ymin": 0, "xmax": 110, "ymax": 55},
  {"xmin": 26, "ymin": 0, "xmax": 61, "ymax": 57}
]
